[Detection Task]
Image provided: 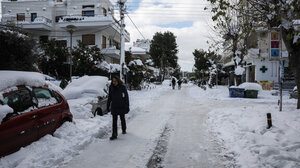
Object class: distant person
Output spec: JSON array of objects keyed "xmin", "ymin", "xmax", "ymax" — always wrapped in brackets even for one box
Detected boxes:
[
  {"xmin": 177, "ymin": 79, "xmax": 182, "ymax": 90},
  {"xmin": 171, "ymin": 78, "xmax": 176, "ymax": 90},
  {"xmin": 107, "ymin": 76, "xmax": 130, "ymax": 140}
]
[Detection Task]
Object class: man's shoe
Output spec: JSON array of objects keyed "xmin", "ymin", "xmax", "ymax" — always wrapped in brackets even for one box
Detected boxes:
[
  {"xmin": 122, "ymin": 131, "xmax": 126, "ymax": 134},
  {"xmin": 110, "ymin": 136, "xmax": 117, "ymax": 140}
]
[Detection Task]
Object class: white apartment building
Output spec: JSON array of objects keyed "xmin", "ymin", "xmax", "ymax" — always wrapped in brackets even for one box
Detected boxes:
[
  {"xmin": 1, "ymin": 0, "xmax": 130, "ymax": 64},
  {"xmin": 126, "ymin": 39, "xmax": 151, "ymax": 62}
]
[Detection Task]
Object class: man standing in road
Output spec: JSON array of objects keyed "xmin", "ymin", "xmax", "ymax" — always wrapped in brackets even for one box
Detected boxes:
[
  {"xmin": 172, "ymin": 78, "xmax": 176, "ymax": 90},
  {"xmin": 107, "ymin": 76, "xmax": 130, "ymax": 140}
]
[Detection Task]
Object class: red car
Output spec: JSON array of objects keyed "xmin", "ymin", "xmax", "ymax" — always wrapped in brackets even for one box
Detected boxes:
[{"xmin": 0, "ymin": 85, "xmax": 73, "ymax": 157}]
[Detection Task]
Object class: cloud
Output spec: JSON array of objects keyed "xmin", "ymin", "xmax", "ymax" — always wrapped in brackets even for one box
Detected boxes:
[{"xmin": 123, "ymin": 0, "xmax": 214, "ymax": 71}]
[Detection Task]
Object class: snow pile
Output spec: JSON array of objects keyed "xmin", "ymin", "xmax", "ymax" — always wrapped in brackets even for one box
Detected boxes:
[
  {"xmin": 238, "ymin": 82, "xmax": 263, "ymax": 92},
  {"xmin": 97, "ymin": 61, "xmax": 121, "ymax": 73},
  {"xmin": 207, "ymin": 102, "xmax": 300, "ymax": 168},
  {"xmin": 62, "ymin": 76, "xmax": 108, "ymax": 100},
  {"xmin": 235, "ymin": 66, "xmax": 245, "ymax": 75},
  {"xmin": 46, "ymin": 81, "xmax": 63, "ymax": 92},
  {"xmin": 0, "ymin": 105, "xmax": 13, "ymax": 122},
  {"xmin": 128, "ymin": 59, "xmax": 144, "ymax": 66},
  {"xmin": 0, "ymin": 71, "xmax": 46, "ymax": 91}
]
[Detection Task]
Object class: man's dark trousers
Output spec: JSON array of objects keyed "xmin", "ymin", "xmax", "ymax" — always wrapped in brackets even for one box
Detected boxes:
[{"xmin": 112, "ymin": 114, "xmax": 126, "ymax": 137}]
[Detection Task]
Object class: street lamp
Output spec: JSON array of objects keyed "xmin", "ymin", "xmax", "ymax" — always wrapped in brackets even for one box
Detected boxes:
[{"xmin": 66, "ymin": 25, "xmax": 76, "ymax": 82}]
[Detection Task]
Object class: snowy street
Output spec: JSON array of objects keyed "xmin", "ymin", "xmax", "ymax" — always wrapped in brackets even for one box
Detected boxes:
[
  {"xmin": 64, "ymin": 84, "xmax": 226, "ymax": 168},
  {"xmin": 0, "ymin": 82, "xmax": 299, "ymax": 168}
]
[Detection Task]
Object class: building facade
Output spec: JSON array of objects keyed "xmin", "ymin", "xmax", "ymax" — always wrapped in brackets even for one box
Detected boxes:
[
  {"xmin": 126, "ymin": 39, "xmax": 151, "ymax": 62},
  {"xmin": 1, "ymin": 0, "xmax": 130, "ymax": 64}
]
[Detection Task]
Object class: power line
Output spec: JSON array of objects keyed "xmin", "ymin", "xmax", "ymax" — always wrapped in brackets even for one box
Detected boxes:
[{"xmin": 126, "ymin": 13, "xmax": 146, "ymax": 40}]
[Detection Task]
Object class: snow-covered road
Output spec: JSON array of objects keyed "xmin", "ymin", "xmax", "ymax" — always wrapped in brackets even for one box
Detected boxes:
[
  {"xmin": 64, "ymin": 85, "xmax": 226, "ymax": 168},
  {"xmin": 1, "ymin": 83, "xmax": 298, "ymax": 168}
]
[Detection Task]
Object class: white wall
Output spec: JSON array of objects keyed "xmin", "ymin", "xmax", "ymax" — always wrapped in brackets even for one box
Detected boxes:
[
  {"xmin": 254, "ymin": 59, "xmax": 279, "ymax": 83},
  {"xmin": 2, "ymin": 0, "xmax": 53, "ymax": 22}
]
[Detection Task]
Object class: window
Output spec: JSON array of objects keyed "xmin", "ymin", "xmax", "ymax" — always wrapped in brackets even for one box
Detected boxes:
[
  {"xmin": 55, "ymin": 16, "xmax": 63, "ymax": 22},
  {"xmin": 52, "ymin": 91, "xmax": 62, "ymax": 103},
  {"xmin": 3, "ymin": 89, "xmax": 33, "ymax": 112},
  {"xmin": 33, "ymin": 88, "xmax": 57, "ymax": 108},
  {"xmin": 102, "ymin": 36, "xmax": 107, "ymax": 48},
  {"xmin": 103, "ymin": 8, "xmax": 107, "ymax": 16},
  {"xmin": 82, "ymin": 10, "xmax": 95, "ymax": 17},
  {"xmin": 39, "ymin": 36, "xmax": 48, "ymax": 43},
  {"xmin": 82, "ymin": 34, "xmax": 95, "ymax": 45},
  {"xmin": 83, "ymin": 5, "xmax": 95, "ymax": 9},
  {"xmin": 17, "ymin": 13, "xmax": 25, "ymax": 21},
  {"xmin": 31, "ymin": 13, "xmax": 37, "ymax": 22}
]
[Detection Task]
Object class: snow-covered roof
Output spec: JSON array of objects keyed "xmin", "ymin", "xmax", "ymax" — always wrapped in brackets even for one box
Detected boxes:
[
  {"xmin": 126, "ymin": 45, "xmax": 147, "ymax": 54},
  {"xmin": 128, "ymin": 59, "xmax": 144, "ymax": 66},
  {"xmin": 0, "ymin": 71, "xmax": 46, "ymax": 92},
  {"xmin": 223, "ymin": 61, "xmax": 235, "ymax": 68}
]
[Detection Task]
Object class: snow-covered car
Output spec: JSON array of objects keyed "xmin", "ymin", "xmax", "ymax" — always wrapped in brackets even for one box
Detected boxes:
[
  {"xmin": 290, "ymin": 86, "xmax": 298, "ymax": 99},
  {"xmin": 0, "ymin": 71, "xmax": 73, "ymax": 157},
  {"xmin": 62, "ymin": 76, "xmax": 109, "ymax": 117}
]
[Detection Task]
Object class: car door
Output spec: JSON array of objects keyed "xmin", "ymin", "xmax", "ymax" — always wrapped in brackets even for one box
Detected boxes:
[
  {"xmin": 32, "ymin": 88, "xmax": 60, "ymax": 138},
  {"xmin": 0, "ymin": 88, "xmax": 38, "ymax": 156}
]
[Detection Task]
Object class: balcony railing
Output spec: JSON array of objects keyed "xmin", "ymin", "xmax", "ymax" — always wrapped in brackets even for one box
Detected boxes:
[
  {"xmin": 2, "ymin": 16, "xmax": 52, "ymax": 27},
  {"xmin": 58, "ymin": 14, "xmax": 113, "ymax": 23}
]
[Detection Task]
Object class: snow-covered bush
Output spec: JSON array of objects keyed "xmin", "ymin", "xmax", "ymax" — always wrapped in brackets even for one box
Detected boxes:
[{"xmin": 127, "ymin": 59, "xmax": 145, "ymax": 90}]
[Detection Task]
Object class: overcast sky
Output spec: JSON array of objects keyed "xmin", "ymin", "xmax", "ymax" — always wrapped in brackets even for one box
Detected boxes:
[{"xmin": 118, "ymin": 0, "xmax": 214, "ymax": 72}]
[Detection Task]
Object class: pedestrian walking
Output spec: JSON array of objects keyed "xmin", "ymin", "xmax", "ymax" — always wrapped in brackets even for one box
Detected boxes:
[
  {"xmin": 172, "ymin": 78, "xmax": 176, "ymax": 90},
  {"xmin": 107, "ymin": 76, "xmax": 130, "ymax": 140},
  {"xmin": 177, "ymin": 79, "xmax": 182, "ymax": 90}
]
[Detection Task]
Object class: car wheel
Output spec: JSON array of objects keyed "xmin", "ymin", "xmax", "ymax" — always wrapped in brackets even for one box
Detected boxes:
[{"xmin": 94, "ymin": 108, "xmax": 103, "ymax": 116}]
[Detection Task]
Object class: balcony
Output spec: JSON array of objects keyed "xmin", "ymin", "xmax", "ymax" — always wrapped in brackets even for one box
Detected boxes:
[
  {"xmin": 2, "ymin": 16, "xmax": 53, "ymax": 31},
  {"xmin": 58, "ymin": 15, "xmax": 113, "ymax": 29},
  {"xmin": 58, "ymin": 14, "xmax": 130, "ymax": 42}
]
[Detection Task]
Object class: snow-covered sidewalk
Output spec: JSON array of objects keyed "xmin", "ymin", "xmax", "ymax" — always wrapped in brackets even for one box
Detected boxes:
[
  {"xmin": 0, "ymin": 84, "xmax": 165, "ymax": 168},
  {"xmin": 189, "ymin": 85, "xmax": 300, "ymax": 168}
]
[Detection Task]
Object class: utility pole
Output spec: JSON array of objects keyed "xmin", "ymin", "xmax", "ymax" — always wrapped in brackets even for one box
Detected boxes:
[
  {"xmin": 279, "ymin": 26, "xmax": 283, "ymax": 111},
  {"xmin": 118, "ymin": 0, "xmax": 127, "ymax": 82},
  {"xmin": 66, "ymin": 25, "xmax": 76, "ymax": 83}
]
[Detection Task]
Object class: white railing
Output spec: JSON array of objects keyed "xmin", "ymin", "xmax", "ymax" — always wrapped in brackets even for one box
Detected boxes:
[
  {"xmin": 2, "ymin": 16, "xmax": 52, "ymax": 27},
  {"xmin": 58, "ymin": 14, "xmax": 113, "ymax": 23}
]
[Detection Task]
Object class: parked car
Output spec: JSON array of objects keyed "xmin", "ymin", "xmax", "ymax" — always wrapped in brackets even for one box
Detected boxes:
[
  {"xmin": 0, "ymin": 71, "xmax": 73, "ymax": 157},
  {"xmin": 61, "ymin": 76, "xmax": 109, "ymax": 117},
  {"xmin": 90, "ymin": 96, "xmax": 108, "ymax": 116},
  {"xmin": 290, "ymin": 86, "xmax": 298, "ymax": 99}
]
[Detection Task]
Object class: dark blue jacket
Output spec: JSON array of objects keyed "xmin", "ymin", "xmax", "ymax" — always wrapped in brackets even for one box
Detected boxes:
[{"xmin": 107, "ymin": 84, "xmax": 130, "ymax": 115}]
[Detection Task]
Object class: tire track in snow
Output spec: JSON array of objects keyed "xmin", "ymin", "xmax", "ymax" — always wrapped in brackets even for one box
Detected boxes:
[{"xmin": 146, "ymin": 125, "xmax": 171, "ymax": 168}]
